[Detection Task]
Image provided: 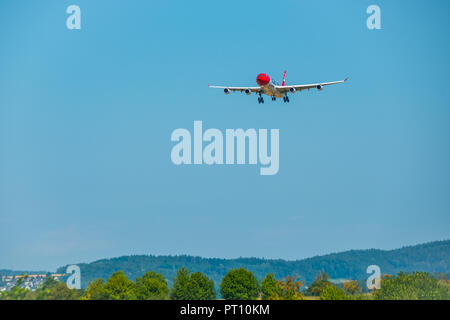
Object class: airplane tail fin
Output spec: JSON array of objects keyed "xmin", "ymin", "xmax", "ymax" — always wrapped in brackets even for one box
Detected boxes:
[{"xmin": 282, "ymin": 70, "xmax": 287, "ymax": 86}]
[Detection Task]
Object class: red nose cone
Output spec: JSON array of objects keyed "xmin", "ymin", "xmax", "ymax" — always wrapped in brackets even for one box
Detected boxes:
[{"xmin": 256, "ymin": 73, "xmax": 271, "ymax": 86}]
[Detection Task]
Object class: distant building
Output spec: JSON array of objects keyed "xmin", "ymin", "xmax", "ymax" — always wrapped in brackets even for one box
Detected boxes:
[{"xmin": 0, "ymin": 273, "xmax": 68, "ymax": 292}]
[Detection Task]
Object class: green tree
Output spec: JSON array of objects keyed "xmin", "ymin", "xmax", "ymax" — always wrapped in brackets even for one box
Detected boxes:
[
  {"xmin": 135, "ymin": 271, "xmax": 170, "ymax": 300},
  {"xmin": 170, "ymin": 268, "xmax": 216, "ymax": 300},
  {"xmin": 188, "ymin": 272, "xmax": 216, "ymax": 300},
  {"xmin": 375, "ymin": 272, "xmax": 450, "ymax": 300},
  {"xmin": 82, "ymin": 279, "xmax": 107, "ymax": 300},
  {"xmin": 0, "ymin": 286, "xmax": 31, "ymax": 300},
  {"xmin": 305, "ymin": 271, "xmax": 331, "ymax": 296},
  {"xmin": 35, "ymin": 277, "xmax": 59, "ymax": 299},
  {"xmin": 34, "ymin": 277, "xmax": 82, "ymax": 300},
  {"xmin": 103, "ymin": 271, "xmax": 137, "ymax": 300},
  {"xmin": 171, "ymin": 267, "xmax": 192, "ymax": 300},
  {"xmin": 220, "ymin": 268, "xmax": 260, "ymax": 300},
  {"xmin": 320, "ymin": 283, "xmax": 346, "ymax": 300},
  {"xmin": 261, "ymin": 273, "xmax": 282, "ymax": 300}
]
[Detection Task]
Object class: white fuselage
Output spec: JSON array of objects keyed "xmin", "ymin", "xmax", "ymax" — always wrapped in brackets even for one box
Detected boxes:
[{"xmin": 260, "ymin": 82, "xmax": 285, "ymax": 98}]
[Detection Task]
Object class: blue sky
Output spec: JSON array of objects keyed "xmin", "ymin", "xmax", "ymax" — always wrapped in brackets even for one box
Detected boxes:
[{"xmin": 1, "ymin": 0, "xmax": 449, "ymax": 271}]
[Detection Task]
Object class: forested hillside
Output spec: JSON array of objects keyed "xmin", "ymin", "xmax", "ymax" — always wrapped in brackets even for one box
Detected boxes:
[{"xmin": 55, "ymin": 240, "xmax": 450, "ymax": 288}]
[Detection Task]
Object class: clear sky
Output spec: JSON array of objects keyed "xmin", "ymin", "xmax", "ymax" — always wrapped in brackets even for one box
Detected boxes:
[{"xmin": 1, "ymin": 0, "xmax": 449, "ymax": 271}]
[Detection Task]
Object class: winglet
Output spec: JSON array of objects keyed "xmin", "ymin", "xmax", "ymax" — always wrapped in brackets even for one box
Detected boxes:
[{"xmin": 344, "ymin": 77, "xmax": 349, "ymax": 82}]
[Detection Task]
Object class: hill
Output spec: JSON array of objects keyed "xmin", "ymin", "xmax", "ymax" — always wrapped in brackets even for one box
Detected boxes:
[
  {"xmin": 53, "ymin": 240, "xmax": 450, "ymax": 288},
  {"xmin": 0, "ymin": 270, "xmax": 48, "ymax": 277}
]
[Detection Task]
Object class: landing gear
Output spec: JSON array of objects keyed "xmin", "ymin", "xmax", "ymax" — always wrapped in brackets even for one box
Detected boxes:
[
  {"xmin": 258, "ymin": 92, "xmax": 264, "ymax": 104},
  {"xmin": 283, "ymin": 96, "xmax": 290, "ymax": 103},
  {"xmin": 271, "ymin": 96, "xmax": 276, "ymax": 101}
]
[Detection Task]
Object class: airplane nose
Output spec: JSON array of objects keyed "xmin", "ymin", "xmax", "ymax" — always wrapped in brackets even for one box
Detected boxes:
[{"xmin": 256, "ymin": 74, "xmax": 270, "ymax": 86}]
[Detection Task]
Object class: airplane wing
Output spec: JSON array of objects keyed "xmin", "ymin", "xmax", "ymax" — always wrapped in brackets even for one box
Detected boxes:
[
  {"xmin": 208, "ymin": 85, "xmax": 261, "ymax": 93},
  {"xmin": 276, "ymin": 77, "xmax": 349, "ymax": 93}
]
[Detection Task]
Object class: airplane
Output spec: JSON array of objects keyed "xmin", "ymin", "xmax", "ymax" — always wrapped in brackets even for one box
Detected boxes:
[{"xmin": 209, "ymin": 71, "xmax": 349, "ymax": 103}]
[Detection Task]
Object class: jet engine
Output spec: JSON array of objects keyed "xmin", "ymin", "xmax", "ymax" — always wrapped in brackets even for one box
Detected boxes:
[
  {"xmin": 316, "ymin": 84, "xmax": 323, "ymax": 91},
  {"xmin": 224, "ymin": 88, "xmax": 231, "ymax": 94},
  {"xmin": 244, "ymin": 89, "xmax": 252, "ymax": 95},
  {"xmin": 289, "ymin": 88, "xmax": 296, "ymax": 93}
]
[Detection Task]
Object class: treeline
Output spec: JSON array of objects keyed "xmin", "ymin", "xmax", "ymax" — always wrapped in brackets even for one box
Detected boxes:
[
  {"xmin": 1, "ymin": 268, "xmax": 449, "ymax": 300},
  {"xmin": 55, "ymin": 240, "xmax": 450, "ymax": 288}
]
